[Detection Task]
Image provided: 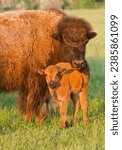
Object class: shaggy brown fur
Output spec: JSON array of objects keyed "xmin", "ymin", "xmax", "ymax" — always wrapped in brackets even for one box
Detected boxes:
[
  {"xmin": 38, "ymin": 62, "xmax": 89, "ymax": 128},
  {"xmin": 0, "ymin": 9, "xmax": 96, "ymax": 122}
]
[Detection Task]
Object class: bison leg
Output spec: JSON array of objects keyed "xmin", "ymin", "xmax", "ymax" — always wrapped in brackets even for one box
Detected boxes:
[
  {"xmin": 70, "ymin": 94, "xmax": 79, "ymax": 126},
  {"xmin": 36, "ymin": 105, "xmax": 43, "ymax": 124},
  {"xmin": 25, "ymin": 111, "xmax": 33, "ymax": 122},
  {"xmin": 79, "ymin": 82, "xmax": 88, "ymax": 124},
  {"xmin": 25, "ymin": 92, "xmax": 35, "ymax": 122},
  {"xmin": 18, "ymin": 91, "xmax": 28, "ymax": 116},
  {"xmin": 36, "ymin": 98, "xmax": 45, "ymax": 124}
]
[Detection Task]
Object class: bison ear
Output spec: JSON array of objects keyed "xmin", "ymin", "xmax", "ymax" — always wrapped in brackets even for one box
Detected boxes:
[
  {"xmin": 52, "ymin": 33, "xmax": 63, "ymax": 41},
  {"xmin": 87, "ymin": 32, "xmax": 97, "ymax": 40},
  {"xmin": 38, "ymin": 69, "xmax": 45, "ymax": 75}
]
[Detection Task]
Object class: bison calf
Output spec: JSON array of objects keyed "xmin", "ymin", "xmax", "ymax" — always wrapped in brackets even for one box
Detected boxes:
[{"xmin": 38, "ymin": 62, "xmax": 89, "ymax": 128}]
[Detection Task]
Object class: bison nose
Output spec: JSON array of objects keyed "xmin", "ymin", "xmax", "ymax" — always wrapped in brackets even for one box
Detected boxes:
[
  {"xmin": 74, "ymin": 60, "xmax": 84, "ymax": 65},
  {"xmin": 49, "ymin": 81, "xmax": 56, "ymax": 89},
  {"xmin": 72, "ymin": 60, "xmax": 85, "ymax": 68}
]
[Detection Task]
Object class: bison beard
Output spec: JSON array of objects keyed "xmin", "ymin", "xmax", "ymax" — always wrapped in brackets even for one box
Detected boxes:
[{"xmin": 0, "ymin": 9, "xmax": 97, "ymax": 122}]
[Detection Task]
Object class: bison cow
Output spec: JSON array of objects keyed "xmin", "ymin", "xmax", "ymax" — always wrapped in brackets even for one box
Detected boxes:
[{"xmin": 0, "ymin": 9, "xmax": 97, "ymax": 123}]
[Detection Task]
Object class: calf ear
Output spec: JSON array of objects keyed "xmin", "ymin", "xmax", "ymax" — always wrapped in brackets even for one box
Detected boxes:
[
  {"xmin": 64, "ymin": 69, "xmax": 75, "ymax": 74},
  {"xmin": 58, "ymin": 68, "xmax": 67, "ymax": 74},
  {"xmin": 87, "ymin": 32, "xmax": 97, "ymax": 40},
  {"xmin": 38, "ymin": 69, "xmax": 45, "ymax": 75},
  {"xmin": 52, "ymin": 33, "xmax": 63, "ymax": 41},
  {"xmin": 58, "ymin": 67, "xmax": 74, "ymax": 75}
]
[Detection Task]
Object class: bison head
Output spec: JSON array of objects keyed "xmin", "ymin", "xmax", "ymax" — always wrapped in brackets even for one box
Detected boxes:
[{"xmin": 52, "ymin": 16, "xmax": 97, "ymax": 69}]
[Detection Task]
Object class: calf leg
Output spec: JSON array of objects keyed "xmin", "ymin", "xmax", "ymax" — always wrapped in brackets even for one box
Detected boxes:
[
  {"xmin": 59, "ymin": 98, "xmax": 69, "ymax": 128},
  {"xmin": 70, "ymin": 94, "xmax": 79, "ymax": 126},
  {"xmin": 80, "ymin": 82, "xmax": 88, "ymax": 124},
  {"xmin": 44, "ymin": 98, "xmax": 50, "ymax": 117},
  {"xmin": 45, "ymin": 98, "xmax": 58, "ymax": 115},
  {"xmin": 53, "ymin": 100, "xmax": 59, "ymax": 113}
]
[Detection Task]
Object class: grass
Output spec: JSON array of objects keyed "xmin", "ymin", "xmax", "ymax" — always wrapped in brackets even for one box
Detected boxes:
[{"xmin": 0, "ymin": 9, "xmax": 105, "ymax": 150}]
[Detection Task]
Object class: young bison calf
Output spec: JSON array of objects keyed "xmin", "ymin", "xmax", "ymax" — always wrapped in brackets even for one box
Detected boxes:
[{"xmin": 39, "ymin": 62, "xmax": 89, "ymax": 128}]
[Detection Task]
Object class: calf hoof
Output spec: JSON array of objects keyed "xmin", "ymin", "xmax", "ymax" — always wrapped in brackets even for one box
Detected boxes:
[
  {"xmin": 71, "ymin": 119, "xmax": 76, "ymax": 126},
  {"xmin": 53, "ymin": 108, "xmax": 59, "ymax": 114},
  {"xmin": 65, "ymin": 121, "xmax": 69, "ymax": 128},
  {"xmin": 83, "ymin": 119, "xmax": 88, "ymax": 125},
  {"xmin": 61, "ymin": 121, "xmax": 69, "ymax": 128},
  {"xmin": 53, "ymin": 108, "xmax": 57, "ymax": 114}
]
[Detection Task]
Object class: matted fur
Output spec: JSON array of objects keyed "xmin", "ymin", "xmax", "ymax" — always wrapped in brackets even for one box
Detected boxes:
[{"xmin": 57, "ymin": 16, "xmax": 93, "ymax": 47}]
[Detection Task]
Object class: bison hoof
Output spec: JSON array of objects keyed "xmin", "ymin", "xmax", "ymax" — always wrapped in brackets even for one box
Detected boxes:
[
  {"xmin": 25, "ymin": 115, "xmax": 31, "ymax": 123},
  {"xmin": 36, "ymin": 118, "xmax": 43, "ymax": 124}
]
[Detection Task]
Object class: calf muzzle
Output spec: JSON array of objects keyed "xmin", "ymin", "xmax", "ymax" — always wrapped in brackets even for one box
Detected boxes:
[{"xmin": 49, "ymin": 81, "xmax": 57, "ymax": 89}]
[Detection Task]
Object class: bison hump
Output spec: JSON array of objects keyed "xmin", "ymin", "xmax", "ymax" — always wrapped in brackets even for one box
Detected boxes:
[{"xmin": 0, "ymin": 13, "xmax": 35, "ymax": 62}]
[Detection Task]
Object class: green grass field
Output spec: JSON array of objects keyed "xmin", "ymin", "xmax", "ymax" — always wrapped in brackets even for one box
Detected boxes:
[{"xmin": 0, "ymin": 9, "xmax": 105, "ymax": 150}]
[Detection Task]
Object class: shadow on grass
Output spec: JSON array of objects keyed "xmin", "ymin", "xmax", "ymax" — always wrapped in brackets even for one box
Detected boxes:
[
  {"xmin": 0, "ymin": 92, "xmax": 18, "ymax": 109},
  {"xmin": 87, "ymin": 57, "xmax": 105, "ymax": 100}
]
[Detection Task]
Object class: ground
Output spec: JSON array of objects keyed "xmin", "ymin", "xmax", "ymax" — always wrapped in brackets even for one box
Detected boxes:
[{"xmin": 0, "ymin": 9, "xmax": 105, "ymax": 150}]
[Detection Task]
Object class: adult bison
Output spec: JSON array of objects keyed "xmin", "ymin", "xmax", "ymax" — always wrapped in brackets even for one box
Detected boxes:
[{"xmin": 0, "ymin": 9, "xmax": 97, "ymax": 123}]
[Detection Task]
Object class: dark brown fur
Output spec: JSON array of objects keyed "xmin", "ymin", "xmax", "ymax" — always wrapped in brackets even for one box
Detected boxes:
[{"xmin": 0, "ymin": 9, "xmax": 96, "ymax": 122}]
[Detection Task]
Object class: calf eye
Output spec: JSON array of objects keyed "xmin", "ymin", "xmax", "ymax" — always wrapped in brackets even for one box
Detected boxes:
[{"xmin": 57, "ymin": 72, "xmax": 60, "ymax": 77}]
